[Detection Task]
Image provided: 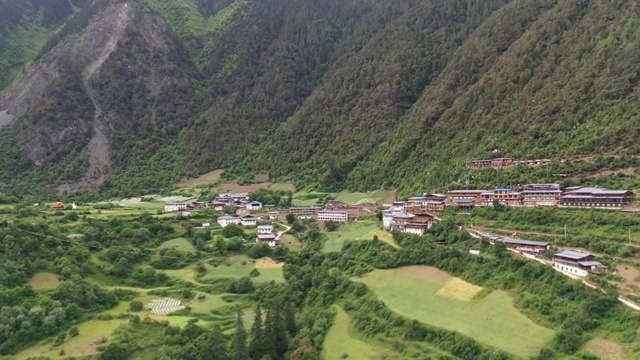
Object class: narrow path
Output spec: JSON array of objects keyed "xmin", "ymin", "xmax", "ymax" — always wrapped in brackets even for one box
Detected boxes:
[{"xmin": 276, "ymin": 224, "xmax": 291, "ymax": 240}]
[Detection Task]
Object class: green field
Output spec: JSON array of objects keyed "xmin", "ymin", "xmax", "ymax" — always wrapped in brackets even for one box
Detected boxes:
[
  {"xmin": 158, "ymin": 237, "xmax": 196, "ymax": 253},
  {"xmin": 14, "ymin": 319, "xmax": 127, "ymax": 360},
  {"xmin": 355, "ymin": 267, "xmax": 555, "ymax": 358},
  {"xmin": 202, "ymin": 256, "xmax": 284, "ymax": 283},
  {"xmin": 323, "ymin": 306, "xmax": 396, "ymax": 360},
  {"xmin": 254, "ymin": 267, "xmax": 285, "ymax": 283},
  {"xmin": 322, "ymin": 221, "xmax": 382, "ymax": 253}
]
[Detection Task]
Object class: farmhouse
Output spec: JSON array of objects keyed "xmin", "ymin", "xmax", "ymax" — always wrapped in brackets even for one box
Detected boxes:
[
  {"xmin": 257, "ymin": 225, "xmax": 273, "ymax": 234},
  {"xmin": 552, "ymin": 250, "xmax": 607, "ymax": 277},
  {"xmin": 453, "ymin": 199, "xmax": 476, "ymax": 210},
  {"xmin": 522, "ymin": 184, "xmax": 562, "ymax": 206},
  {"xmin": 240, "ymin": 215, "xmax": 258, "ymax": 226},
  {"xmin": 388, "ymin": 201, "xmax": 406, "ymax": 212},
  {"xmin": 499, "ymin": 238, "xmax": 550, "ymax": 254},
  {"xmin": 479, "ymin": 188, "xmax": 523, "ymax": 207},
  {"xmin": 164, "ymin": 202, "xmax": 187, "ymax": 212},
  {"xmin": 289, "ymin": 206, "xmax": 322, "ymax": 219},
  {"xmin": 382, "ymin": 211, "xmax": 412, "ymax": 229},
  {"xmin": 426, "ymin": 201, "xmax": 446, "ymax": 212},
  {"xmin": 246, "ymin": 201, "xmax": 263, "ymax": 210},
  {"xmin": 407, "ymin": 196, "xmax": 427, "ymax": 207},
  {"xmin": 317, "ymin": 210, "xmax": 349, "ymax": 222},
  {"xmin": 424, "ymin": 193, "xmax": 447, "ymax": 202},
  {"xmin": 217, "ymin": 215, "xmax": 240, "ymax": 227},
  {"xmin": 256, "ymin": 234, "xmax": 278, "ymax": 247},
  {"xmin": 469, "ymin": 157, "xmax": 516, "ymax": 169},
  {"xmin": 560, "ymin": 187, "xmax": 635, "ymax": 208}
]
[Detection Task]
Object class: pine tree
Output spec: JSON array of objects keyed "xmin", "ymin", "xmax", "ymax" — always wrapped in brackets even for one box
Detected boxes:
[
  {"xmin": 199, "ymin": 326, "xmax": 228, "ymax": 360},
  {"xmin": 231, "ymin": 310, "xmax": 250, "ymax": 360},
  {"xmin": 272, "ymin": 303, "xmax": 289, "ymax": 359},
  {"xmin": 261, "ymin": 307, "xmax": 277, "ymax": 359},
  {"xmin": 283, "ymin": 304, "xmax": 297, "ymax": 336},
  {"xmin": 249, "ymin": 306, "xmax": 265, "ymax": 359}
]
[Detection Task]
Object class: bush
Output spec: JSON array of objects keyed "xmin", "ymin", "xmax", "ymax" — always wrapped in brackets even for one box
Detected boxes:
[
  {"xmin": 250, "ymin": 268, "xmax": 260, "ymax": 277},
  {"xmin": 68, "ymin": 326, "xmax": 79, "ymax": 338},
  {"xmin": 129, "ymin": 300, "xmax": 144, "ymax": 312},
  {"xmin": 222, "ymin": 224, "xmax": 244, "ymax": 238}
]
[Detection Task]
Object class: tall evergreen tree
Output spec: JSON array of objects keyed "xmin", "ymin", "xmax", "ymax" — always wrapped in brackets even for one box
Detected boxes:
[
  {"xmin": 261, "ymin": 307, "xmax": 277, "ymax": 359},
  {"xmin": 231, "ymin": 310, "xmax": 250, "ymax": 360},
  {"xmin": 199, "ymin": 326, "xmax": 228, "ymax": 360},
  {"xmin": 249, "ymin": 306, "xmax": 265, "ymax": 360},
  {"xmin": 283, "ymin": 304, "xmax": 297, "ymax": 336},
  {"xmin": 272, "ymin": 303, "xmax": 289, "ymax": 359}
]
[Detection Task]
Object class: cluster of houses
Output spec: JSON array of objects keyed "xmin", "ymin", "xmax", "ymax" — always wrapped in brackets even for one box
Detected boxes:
[
  {"xmin": 164, "ymin": 193, "xmax": 269, "ymax": 214},
  {"xmin": 468, "ymin": 157, "xmax": 552, "ymax": 169},
  {"xmin": 267, "ymin": 200, "xmax": 376, "ymax": 223},
  {"xmin": 446, "ymin": 184, "xmax": 635, "ymax": 209},
  {"xmin": 474, "ymin": 231, "xmax": 608, "ymax": 277}
]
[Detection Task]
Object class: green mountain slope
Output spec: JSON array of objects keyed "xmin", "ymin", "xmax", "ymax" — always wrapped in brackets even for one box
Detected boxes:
[{"xmin": 0, "ymin": 0, "xmax": 639, "ymax": 196}]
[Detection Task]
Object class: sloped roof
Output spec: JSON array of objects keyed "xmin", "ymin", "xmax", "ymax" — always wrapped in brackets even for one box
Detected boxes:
[{"xmin": 554, "ymin": 250, "xmax": 592, "ymax": 260}]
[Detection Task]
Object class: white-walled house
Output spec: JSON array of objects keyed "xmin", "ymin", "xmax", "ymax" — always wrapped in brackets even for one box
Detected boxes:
[
  {"xmin": 257, "ymin": 225, "xmax": 273, "ymax": 234},
  {"xmin": 218, "ymin": 215, "xmax": 240, "ymax": 227},
  {"xmin": 256, "ymin": 234, "xmax": 278, "ymax": 247},
  {"xmin": 316, "ymin": 210, "xmax": 348, "ymax": 222},
  {"xmin": 246, "ymin": 201, "xmax": 263, "ymax": 210},
  {"xmin": 240, "ymin": 216, "xmax": 258, "ymax": 226},
  {"xmin": 165, "ymin": 202, "xmax": 187, "ymax": 212}
]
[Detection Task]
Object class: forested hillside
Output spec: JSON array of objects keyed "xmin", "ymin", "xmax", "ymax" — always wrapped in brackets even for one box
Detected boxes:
[{"xmin": 0, "ymin": 0, "xmax": 639, "ymax": 196}]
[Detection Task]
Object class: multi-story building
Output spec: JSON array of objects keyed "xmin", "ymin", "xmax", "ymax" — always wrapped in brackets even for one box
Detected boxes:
[
  {"xmin": 217, "ymin": 215, "xmax": 241, "ymax": 227},
  {"xmin": 240, "ymin": 215, "xmax": 258, "ymax": 226},
  {"xmin": 426, "ymin": 201, "xmax": 446, "ymax": 212},
  {"xmin": 256, "ymin": 234, "xmax": 278, "ymax": 247},
  {"xmin": 446, "ymin": 190, "xmax": 488, "ymax": 202},
  {"xmin": 316, "ymin": 210, "xmax": 348, "ymax": 222},
  {"xmin": 478, "ymin": 188, "xmax": 523, "ymax": 207},
  {"xmin": 469, "ymin": 158, "xmax": 516, "ymax": 169},
  {"xmin": 165, "ymin": 202, "xmax": 187, "ymax": 212},
  {"xmin": 289, "ymin": 206, "xmax": 323, "ymax": 219},
  {"xmin": 522, "ymin": 184, "xmax": 562, "ymax": 206},
  {"xmin": 257, "ymin": 225, "xmax": 274, "ymax": 234},
  {"xmin": 561, "ymin": 187, "xmax": 635, "ymax": 208}
]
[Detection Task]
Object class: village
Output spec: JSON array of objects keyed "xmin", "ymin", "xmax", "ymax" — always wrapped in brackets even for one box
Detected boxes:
[{"xmin": 154, "ymin": 182, "xmax": 637, "ymax": 283}]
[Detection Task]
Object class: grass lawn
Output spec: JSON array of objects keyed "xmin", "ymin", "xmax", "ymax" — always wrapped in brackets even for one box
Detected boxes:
[
  {"xmin": 269, "ymin": 183, "xmax": 296, "ymax": 192},
  {"xmin": 157, "ymin": 237, "xmax": 196, "ymax": 253},
  {"xmin": 14, "ymin": 319, "xmax": 127, "ymax": 360},
  {"xmin": 355, "ymin": 267, "xmax": 555, "ymax": 358},
  {"xmin": 187, "ymin": 294, "xmax": 232, "ymax": 314},
  {"xmin": 359, "ymin": 229, "xmax": 399, "ymax": 248},
  {"xmin": 176, "ymin": 169, "xmax": 224, "ymax": 188},
  {"xmin": 333, "ymin": 191, "xmax": 371, "ymax": 204},
  {"xmin": 322, "ymin": 221, "xmax": 380, "ymax": 253},
  {"xmin": 280, "ymin": 233, "xmax": 303, "ymax": 250},
  {"xmin": 202, "ymin": 256, "xmax": 255, "ymax": 280},
  {"xmin": 28, "ymin": 272, "xmax": 61, "ymax": 291},
  {"xmin": 161, "ymin": 265, "xmax": 199, "ymax": 283},
  {"xmin": 254, "ymin": 267, "xmax": 284, "ymax": 283},
  {"xmin": 322, "ymin": 306, "xmax": 396, "ymax": 360}
]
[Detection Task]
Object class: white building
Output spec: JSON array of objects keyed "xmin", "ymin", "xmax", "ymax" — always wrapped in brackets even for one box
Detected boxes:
[
  {"xmin": 257, "ymin": 234, "xmax": 278, "ymax": 247},
  {"xmin": 257, "ymin": 225, "xmax": 273, "ymax": 234},
  {"xmin": 316, "ymin": 210, "xmax": 348, "ymax": 222},
  {"xmin": 382, "ymin": 211, "xmax": 414, "ymax": 229},
  {"xmin": 165, "ymin": 202, "xmax": 187, "ymax": 212},
  {"xmin": 240, "ymin": 216, "xmax": 258, "ymax": 227},
  {"xmin": 246, "ymin": 201, "xmax": 263, "ymax": 210},
  {"xmin": 217, "ymin": 215, "xmax": 240, "ymax": 227}
]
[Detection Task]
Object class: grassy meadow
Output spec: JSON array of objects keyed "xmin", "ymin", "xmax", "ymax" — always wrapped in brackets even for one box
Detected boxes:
[
  {"xmin": 322, "ymin": 221, "xmax": 396, "ymax": 252},
  {"xmin": 323, "ymin": 306, "xmax": 397, "ymax": 360},
  {"xmin": 157, "ymin": 237, "xmax": 197, "ymax": 253},
  {"xmin": 355, "ymin": 266, "xmax": 556, "ymax": 358},
  {"xmin": 28, "ymin": 272, "xmax": 61, "ymax": 291}
]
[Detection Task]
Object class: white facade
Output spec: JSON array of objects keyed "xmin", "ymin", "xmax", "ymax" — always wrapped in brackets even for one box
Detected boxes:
[
  {"xmin": 317, "ymin": 210, "xmax": 348, "ymax": 222},
  {"xmin": 218, "ymin": 216, "xmax": 240, "ymax": 227},
  {"xmin": 165, "ymin": 203, "xmax": 187, "ymax": 212},
  {"xmin": 257, "ymin": 235, "xmax": 278, "ymax": 247},
  {"xmin": 257, "ymin": 225, "xmax": 273, "ymax": 234},
  {"xmin": 553, "ymin": 263, "xmax": 589, "ymax": 277},
  {"xmin": 246, "ymin": 201, "xmax": 263, "ymax": 210},
  {"xmin": 241, "ymin": 217, "xmax": 258, "ymax": 226},
  {"xmin": 402, "ymin": 226, "xmax": 425, "ymax": 235}
]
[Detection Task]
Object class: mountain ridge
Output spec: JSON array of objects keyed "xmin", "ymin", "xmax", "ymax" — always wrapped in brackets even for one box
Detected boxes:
[{"xmin": 0, "ymin": 0, "xmax": 639, "ymax": 197}]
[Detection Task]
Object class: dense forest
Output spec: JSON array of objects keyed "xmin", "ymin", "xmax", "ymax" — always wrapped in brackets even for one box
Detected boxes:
[{"xmin": 0, "ymin": 0, "xmax": 639, "ymax": 197}]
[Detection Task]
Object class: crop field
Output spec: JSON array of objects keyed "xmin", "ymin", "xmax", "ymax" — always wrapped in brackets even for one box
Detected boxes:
[
  {"xmin": 323, "ymin": 306, "xmax": 397, "ymax": 360},
  {"xmin": 157, "ymin": 237, "xmax": 196, "ymax": 253},
  {"xmin": 355, "ymin": 266, "xmax": 555, "ymax": 358},
  {"xmin": 268, "ymin": 183, "xmax": 296, "ymax": 192},
  {"xmin": 176, "ymin": 169, "xmax": 224, "ymax": 187},
  {"xmin": 584, "ymin": 338, "xmax": 625, "ymax": 360},
  {"xmin": 14, "ymin": 319, "xmax": 127, "ymax": 360},
  {"xmin": 28, "ymin": 272, "xmax": 61, "ymax": 291}
]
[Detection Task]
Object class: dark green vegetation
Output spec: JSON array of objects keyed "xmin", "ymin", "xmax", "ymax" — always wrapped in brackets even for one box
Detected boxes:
[
  {"xmin": 1, "ymin": 0, "xmax": 640, "ymax": 197},
  {"xmin": 1, "ymin": 196, "xmax": 640, "ymax": 359}
]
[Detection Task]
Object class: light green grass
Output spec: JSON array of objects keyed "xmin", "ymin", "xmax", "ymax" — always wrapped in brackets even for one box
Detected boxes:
[
  {"xmin": 158, "ymin": 237, "xmax": 196, "ymax": 253},
  {"xmin": 322, "ymin": 306, "xmax": 396, "ymax": 360},
  {"xmin": 14, "ymin": 319, "xmax": 127, "ymax": 360},
  {"xmin": 254, "ymin": 267, "xmax": 284, "ymax": 283},
  {"xmin": 333, "ymin": 191, "xmax": 371, "ymax": 204},
  {"xmin": 359, "ymin": 229, "xmax": 399, "ymax": 248},
  {"xmin": 28, "ymin": 272, "xmax": 61, "ymax": 291},
  {"xmin": 356, "ymin": 268, "xmax": 555, "ymax": 358},
  {"xmin": 322, "ymin": 222, "xmax": 380, "ymax": 253},
  {"xmin": 187, "ymin": 294, "xmax": 231, "ymax": 314},
  {"xmin": 202, "ymin": 256, "xmax": 255, "ymax": 280},
  {"xmin": 160, "ymin": 265, "xmax": 199, "ymax": 283},
  {"xmin": 269, "ymin": 183, "xmax": 296, "ymax": 192}
]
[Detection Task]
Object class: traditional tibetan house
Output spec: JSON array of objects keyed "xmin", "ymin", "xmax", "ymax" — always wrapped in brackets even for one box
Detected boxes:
[
  {"xmin": 499, "ymin": 238, "xmax": 550, "ymax": 254},
  {"xmin": 426, "ymin": 201, "xmax": 446, "ymax": 212},
  {"xmin": 552, "ymin": 250, "xmax": 607, "ymax": 277},
  {"xmin": 522, "ymin": 184, "xmax": 562, "ymax": 206},
  {"xmin": 256, "ymin": 234, "xmax": 278, "ymax": 247},
  {"xmin": 479, "ymin": 188, "xmax": 523, "ymax": 207},
  {"xmin": 447, "ymin": 190, "xmax": 488, "ymax": 202},
  {"xmin": 561, "ymin": 187, "xmax": 635, "ymax": 208}
]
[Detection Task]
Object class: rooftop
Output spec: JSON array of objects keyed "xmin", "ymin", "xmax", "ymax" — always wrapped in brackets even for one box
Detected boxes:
[
  {"xmin": 448, "ymin": 189, "xmax": 489, "ymax": 194},
  {"xmin": 257, "ymin": 234, "xmax": 276, "ymax": 239},
  {"xmin": 554, "ymin": 250, "xmax": 593, "ymax": 260},
  {"xmin": 218, "ymin": 215, "xmax": 237, "ymax": 220},
  {"xmin": 500, "ymin": 238, "xmax": 549, "ymax": 247},
  {"xmin": 578, "ymin": 261, "xmax": 604, "ymax": 267}
]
